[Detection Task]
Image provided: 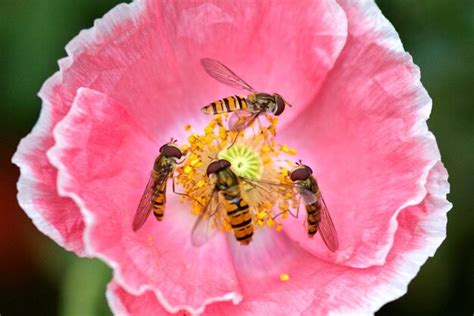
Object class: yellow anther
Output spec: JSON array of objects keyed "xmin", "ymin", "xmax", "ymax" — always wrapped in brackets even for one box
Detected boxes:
[
  {"xmin": 188, "ymin": 135, "xmax": 197, "ymax": 143},
  {"xmin": 279, "ymin": 202, "xmax": 289, "ymax": 211},
  {"xmin": 282, "ymin": 212, "xmax": 289, "ymax": 219},
  {"xmin": 218, "ymin": 127, "xmax": 227, "ymax": 140},
  {"xmin": 204, "ymin": 125, "xmax": 214, "ymax": 134},
  {"xmin": 267, "ymin": 217, "xmax": 275, "ymax": 227},
  {"xmin": 280, "ymin": 145, "xmax": 289, "ymax": 153},
  {"xmin": 190, "ymin": 158, "xmax": 200, "ymax": 167},
  {"xmin": 184, "ymin": 124, "xmax": 192, "ymax": 131},
  {"xmin": 257, "ymin": 211, "xmax": 267, "ymax": 220},
  {"xmin": 196, "ymin": 180, "xmax": 205, "ymax": 188},
  {"xmin": 276, "ymin": 223, "xmax": 283, "ymax": 231},
  {"xmin": 279, "ymin": 273, "xmax": 289, "ymax": 282},
  {"xmin": 261, "ymin": 144, "xmax": 271, "ymax": 153},
  {"xmin": 184, "ymin": 165, "xmax": 193, "ymax": 175},
  {"xmin": 262, "ymin": 201, "xmax": 273, "ymax": 209},
  {"xmin": 257, "ymin": 219, "xmax": 265, "ymax": 227},
  {"xmin": 288, "ymin": 148, "xmax": 297, "ymax": 155}
]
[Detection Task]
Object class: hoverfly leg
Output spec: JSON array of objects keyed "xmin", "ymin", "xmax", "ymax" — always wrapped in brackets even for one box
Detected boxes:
[
  {"xmin": 227, "ymin": 130, "xmax": 241, "ymax": 149},
  {"xmin": 271, "ymin": 195, "xmax": 301, "ymax": 220},
  {"xmin": 171, "ymin": 176, "xmax": 203, "ymax": 207}
]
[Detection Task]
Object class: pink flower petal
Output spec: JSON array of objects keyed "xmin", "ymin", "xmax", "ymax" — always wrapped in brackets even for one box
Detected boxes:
[
  {"xmin": 279, "ymin": 0, "xmax": 442, "ymax": 268},
  {"xmin": 107, "ymin": 280, "xmax": 172, "ymax": 315},
  {"xmin": 48, "ymin": 88, "xmax": 242, "ymax": 313},
  {"xmin": 51, "ymin": 0, "xmax": 348, "ymax": 133},
  {"xmin": 12, "ymin": 75, "xmax": 86, "ymax": 255},
  {"xmin": 106, "ymin": 162, "xmax": 450, "ymax": 315}
]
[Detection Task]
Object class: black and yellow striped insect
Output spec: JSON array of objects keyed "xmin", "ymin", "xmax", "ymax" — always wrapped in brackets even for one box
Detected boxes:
[
  {"xmin": 289, "ymin": 163, "xmax": 339, "ymax": 252},
  {"xmin": 200, "ymin": 58, "xmax": 292, "ymax": 132},
  {"xmin": 132, "ymin": 140, "xmax": 183, "ymax": 231},
  {"xmin": 191, "ymin": 159, "xmax": 254, "ymax": 246}
]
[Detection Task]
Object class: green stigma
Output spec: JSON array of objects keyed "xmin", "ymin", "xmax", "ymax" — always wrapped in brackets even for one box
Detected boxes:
[{"xmin": 218, "ymin": 144, "xmax": 263, "ymax": 180}]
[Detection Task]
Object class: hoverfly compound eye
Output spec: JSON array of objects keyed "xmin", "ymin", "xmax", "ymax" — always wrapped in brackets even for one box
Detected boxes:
[
  {"xmin": 160, "ymin": 144, "xmax": 183, "ymax": 159},
  {"xmin": 273, "ymin": 94, "xmax": 285, "ymax": 116},
  {"xmin": 290, "ymin": 165, "xmax": 313, "ymax": 181},
  {"xmin": 206, "ymin": 159, "xmax": 231, "ymax": 176}
]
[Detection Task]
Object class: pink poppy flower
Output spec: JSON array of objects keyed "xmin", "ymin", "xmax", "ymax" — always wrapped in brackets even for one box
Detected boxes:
[{"xmin": 13, "ymin": 0, "xmax": 451, "ymax": 315}]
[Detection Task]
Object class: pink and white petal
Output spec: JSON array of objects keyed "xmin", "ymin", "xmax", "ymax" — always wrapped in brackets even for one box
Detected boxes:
[
  {"xmin": 279, "ymin": 0, "xmax": 442, "ymax": 267},
  {"xmin": 107, "ymin": 280, "xmax": 173, "ymax": 316},
  {"xmin": 12, "ymin": 74, "xmax": 86, "ymax": 255},
  {"xmin": 106, "ymin": 162, "xmax": 450, "ymax": 316},
  {"xmin": 47, "ymin": 88, "xmax": 241, "ymax": 314},
  {"xmin": 51, "ymin": 0, "xmax": 348, "ymax": 136}
]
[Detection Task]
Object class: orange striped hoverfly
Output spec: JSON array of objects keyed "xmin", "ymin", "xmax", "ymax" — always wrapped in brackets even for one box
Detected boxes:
[
  {"xmin": 288, "ymin": 163, "xmax": 339, "ymax": 252},
  {"xmin": 191, "ymin": 159, "xmax": 255, "ymax": 246},
  {"xmin": 132, "ymin": 140, "xmax": 184, "ymax": 231},
  {"xmin": 200, "ymin": 58, "xmax": 292, "ymax": 132}
]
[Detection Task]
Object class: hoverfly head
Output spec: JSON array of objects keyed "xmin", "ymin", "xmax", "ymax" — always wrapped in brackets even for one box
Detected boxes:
[
  {"xmin": 206, "ymin": 159, "xmax": 231, "ymax": 176},
  {"xmin": 159, "ymin": 142, "xmax": 183, "ymax": 159},
  {"xmin": 273, "ymin": 93, "xmax": 286, "ymax": 116},
  {"xmin": 290, "ymin": 164, "xmax": 313, "ymax": 181}
]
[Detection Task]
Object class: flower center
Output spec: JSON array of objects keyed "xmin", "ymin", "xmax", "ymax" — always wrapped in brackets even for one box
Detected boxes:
[
  {"xmin": 176, "ymin": 115, "xmax": 297, "ymax": 233},
  {"xmin": 218, "ymin": 144, "xmax": 263, "ymax": 179}
]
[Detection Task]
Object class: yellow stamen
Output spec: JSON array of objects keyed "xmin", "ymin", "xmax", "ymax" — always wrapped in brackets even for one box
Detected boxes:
[
  {"xmin": 176, "ymin": 115, "xmax": 297, "ymax": 234},
  {"xmin": 276, "ymin": 223, "xmax": 283, "ymax": 231},
  {"xmin": 279, "ymin": 273, "xmax": 290, "ymax": 282}
]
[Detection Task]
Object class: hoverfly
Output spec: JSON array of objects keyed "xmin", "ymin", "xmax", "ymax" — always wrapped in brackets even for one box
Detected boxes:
[
  {"xmin": 191, "ymin": 159, "xmax": 255, "ymax": 246},
  {"xmin": 200, "ymin": 58, "xmax": 292, "ymax": 132},
  {"xmin": 288, "ymin": 163, "xmax": 339, "ymax": 252},
  {"xmin": 132, "ymin": 140, "xmax": 183, "ymax": 231}
]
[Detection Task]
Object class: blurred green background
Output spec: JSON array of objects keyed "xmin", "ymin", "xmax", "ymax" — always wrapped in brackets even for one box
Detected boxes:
[{"xmin": 0, "ymin": 1, "xmax": 472, "ymax": 315}]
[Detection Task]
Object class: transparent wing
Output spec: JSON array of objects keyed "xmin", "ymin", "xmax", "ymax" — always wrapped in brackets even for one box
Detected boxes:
[
  {"xmin": 132, "ymin": 174, "xmax": 156, "ymax": 231},
  {"xmin": 295, "ymin": 187, "xmax": 318, "ymax": 205},
  {"xmin": 191, "ymin": 189, "xmax": 224, "ymax": 247},
  {"xmin": 239, "ymin": 177, "xmax": 299, "ymax": 210},
  {"xmin": 318, "ymin": 194, "xmax": 339, "ymax": 252},
  {"xmin": 239, "ymin": 177, "xmax": 320, "ymax": 218},
  {"xmin": 239, "ymin": 177, "xmax": 280, "ymax": 203},
  {"xmin": 201, "ymin": 58, "xmax": 256, "ymax": 92},
  {"xmin": 228, "ymin": 110, "xmax": 262, "ymax": 132}
]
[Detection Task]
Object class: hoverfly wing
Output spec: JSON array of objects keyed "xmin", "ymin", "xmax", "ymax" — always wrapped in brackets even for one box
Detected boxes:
[
  {"xmin": 228, "ymin": 110, "xmax": 262, "ymax": 132},
  {"xmin": 228, "ymin": 110, "xmax": 253, "ymax": 131},
  {"xmin": 318, "ymin": 195, "xmax": 339, "ymax": 252},
  {"xmin": 238, "ymin": 177, "xmax": 297, "ymax": 209},
  {"xmin": 295, "ymin": 186, "xmax": 318, "ymax": 205},
  {"xmin": 132, "ymin": 174, "xmax": 156, "ymax": 231},
  {"xmin": 201, "ymin": 58, "xmax": 256, "ymax": 93},
  {"xmin": 191, "ymin": 190, "xmax": 223, "ymax": 247}
]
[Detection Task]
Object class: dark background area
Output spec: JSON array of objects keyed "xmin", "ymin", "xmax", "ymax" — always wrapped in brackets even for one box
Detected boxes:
[{"xmin": 0, "ymin": 1, "xmax": 472, "ymax": 315}]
